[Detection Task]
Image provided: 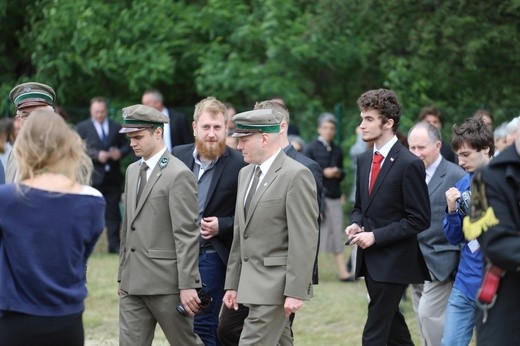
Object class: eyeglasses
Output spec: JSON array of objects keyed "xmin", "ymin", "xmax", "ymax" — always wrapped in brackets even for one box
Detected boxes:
[{"xmin": 15, "ymin": 110, "xmax": 31, "ymax": 120}]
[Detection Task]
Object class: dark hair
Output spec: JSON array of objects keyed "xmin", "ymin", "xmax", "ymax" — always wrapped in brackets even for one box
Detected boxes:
[
  {"xmin": 90, "ymin": 96, "xmax": 107, "ymax": 106},
  {"xmin": 418, "ymin": 106, "xmax": 443, "ymax": 124},
  {"xmin": 452, "ymin": 117, "xmax": 494, "ymax": 157},
  {"xmin": 357, "ymin": 89, "xmax": 401, "ymax": 132}
]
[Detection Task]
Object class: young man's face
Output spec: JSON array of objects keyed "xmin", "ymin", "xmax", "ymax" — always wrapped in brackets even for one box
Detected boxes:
[
  {"xmin": 455, "ymin": 143, "xmax": 490, "ymax": 172},
  {"xmin": 359, "ymin": 109, "xmax": 385, "ymax": 143},
  {"xmin": 193, "ymin": 110, "xmax": 227, "ymax": 160},
  {"xmin": 127, "ymin": 128, "xmax": 161, "ymax": 160}
]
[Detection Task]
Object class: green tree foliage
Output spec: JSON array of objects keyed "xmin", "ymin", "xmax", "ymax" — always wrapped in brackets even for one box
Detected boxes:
[{"xmin": 1, "ymin": 0, "xmax": 519, "ymax": 132}]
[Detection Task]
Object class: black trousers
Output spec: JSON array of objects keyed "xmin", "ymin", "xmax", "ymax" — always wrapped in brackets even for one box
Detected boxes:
[
  {"xmin": 0, "ymin": 312, "xmax": 84, "ymax": 346},
  {"xmin": 96, "ymin": 183, "xmax": 122, "ymax": 253},
  {"xmin": 362, "ymin": 264, "xmax": 414, "ymax": 346}
]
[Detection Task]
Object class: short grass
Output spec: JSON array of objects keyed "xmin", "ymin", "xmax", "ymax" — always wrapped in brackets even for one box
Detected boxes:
[{"xmin": 84, "ymin": 233, "xmax": 474, "ymax": 345}]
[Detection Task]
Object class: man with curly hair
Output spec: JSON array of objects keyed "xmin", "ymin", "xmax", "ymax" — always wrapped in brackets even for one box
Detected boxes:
[{"xmin": 345, "ymin": 89, "xmax": 431, "ymax": 345}]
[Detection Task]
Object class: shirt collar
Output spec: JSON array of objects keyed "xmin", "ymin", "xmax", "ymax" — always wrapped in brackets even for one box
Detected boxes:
[
  {"xmin": 142, "ymin": 146, "xmax": 168, "ymax": 172},
  {"xmin": 259, "ymin": 148, "xmax": 281, "ymax": 176},
  {"xmin": 426, "ymin": 154, "xmax": 442, "ymax": 182},
  {"xmin": 192, "ymin": 148, "xmax": 218, "ymax": 169},
  {"xmin": 373, "ymin": 135, "xmax": 398, "ymax": 158}
]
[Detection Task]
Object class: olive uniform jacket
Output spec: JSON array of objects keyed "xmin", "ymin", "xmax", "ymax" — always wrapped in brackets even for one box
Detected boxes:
[
  {"xmin": 225, "ymin": 151, "xmax": 319, "ymax": 305},
  {"xmin": 118, "ymin": 149, "xmax": 201, "ymax": 294}
]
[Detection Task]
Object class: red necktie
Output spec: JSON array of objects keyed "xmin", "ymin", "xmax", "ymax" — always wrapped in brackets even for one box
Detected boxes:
[{"xmin": 369, "ymin": 152, "xmax": 384, "ymax": 195}]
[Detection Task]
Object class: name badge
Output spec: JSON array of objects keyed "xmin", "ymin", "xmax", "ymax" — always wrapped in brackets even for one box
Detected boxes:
[{"xmin": 467, "ymin": 239, "xmax": 480, "ymax": 253}]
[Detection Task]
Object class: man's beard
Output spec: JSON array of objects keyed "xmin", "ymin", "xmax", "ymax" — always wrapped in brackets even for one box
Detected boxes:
[{"xmin": 195, "ymin": 138, "xmax": 226, "ymax": 160}]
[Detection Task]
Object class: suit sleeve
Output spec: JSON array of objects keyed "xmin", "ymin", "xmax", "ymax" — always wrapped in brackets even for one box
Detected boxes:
[
  {"xmin": 169, "ymin": 169, "xmax": 202, "ymax": 289},
  {"xmin": 373, "ymin": 158, "xmax": 431, "ymax": 246},
  {"xmin": 350, "ymin": 155, "xmax": 364, "ymax": 226},
  {"xmin": 118, "ymin": 168, "xmax": 130, "ymax": 282},
  {"xmin": 285, "ymin": 167, "xmax": 319, "ymax": 299},
  {"xmin": 478, "ymin": 170, "xmax": 520, "ymax": 270},
  {"xmin": 76, "ymin": 124, "xmax": 101, "ymax": 162},
  {"xmin": 224, "ymin": 171, "xmax": 245, "ymax": 290}
]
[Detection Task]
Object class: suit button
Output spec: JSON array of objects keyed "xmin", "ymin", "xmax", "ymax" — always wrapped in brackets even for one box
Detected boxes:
[
  {"xmin": 195, "ymin": 279, "xmax": 200, "ymax": 283},
  {"xmin": 243, "ymin": 257, "xmax": 249, "ymax": 262},
  {"xmin": 130, "ymin": 248, "xmax": 135, "ymax": 252},
  {"xmin": 243, "ymin": 234, "xmax": 249, "ymax": 239},
  {"xmin": 131, "ymin": 226, "xmax": 136, "ymax": 231}
]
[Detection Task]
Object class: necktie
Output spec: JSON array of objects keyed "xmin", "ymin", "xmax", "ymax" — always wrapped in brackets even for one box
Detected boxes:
[
  {"xmin": 100, "ymin": 125, "xmax": 108, "ymax": 149},
  {"xmin": 369, "ymin": 152, "xmax": 384, "ymax": 195},
  {"xmin": 136, "ymin": 162, "xmax": 148, "ymax": 206},
  {"xmin": 244, "ymin": 166, "xmax": 261, "ymax": 215}
]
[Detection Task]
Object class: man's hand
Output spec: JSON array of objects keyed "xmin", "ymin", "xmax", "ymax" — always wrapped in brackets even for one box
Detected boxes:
[
  {"xmin": 445, "ymin": 187, "xmax": 461, "ymax": 213},
  {"xmin": 323, "ymin": 167, "xmax": 341, "ymax": 179},
  {"xmin": 349, "ymin": 231, "xmax": 375, "ymax": 249},
  {"xmin": 223, "ymin": 290, "xmax": 238, "ymax": 310},
  {"xmin": 200, "ymin": 217, "xmax": 219, "ymax": 240},
  {"xmin": 98, "ymin": 150, "xmax": 109, "ymax": 163},
  {"xmin": 284, "ymin": 297, "xmax": 304, "ymax": 317},
  {"xmin": 345, "ymin": 223, "xmax": 362, "ymax": 238},
  {"xmin": 180, "ymin": 289, "xmax": 201, "ymax": 317},
  {"xmin": 109, "ymin": 147, "xmax": 122, "ymax": 160}
]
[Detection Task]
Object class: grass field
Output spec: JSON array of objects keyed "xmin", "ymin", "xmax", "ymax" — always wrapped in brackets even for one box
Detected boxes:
[{"xmin": 84, "ymin": 233, "xmax": 474, "ymax": 345}]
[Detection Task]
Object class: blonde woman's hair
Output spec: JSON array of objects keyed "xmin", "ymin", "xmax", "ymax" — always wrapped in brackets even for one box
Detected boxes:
[{"xmin": 14, "ymin": 110, "xmax": 93, "ymax": 184}]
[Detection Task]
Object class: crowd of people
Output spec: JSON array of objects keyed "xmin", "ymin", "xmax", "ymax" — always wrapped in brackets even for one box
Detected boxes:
[{"xmin": 0, "ymin": 81, "xmax": 518, "ymax": 346}]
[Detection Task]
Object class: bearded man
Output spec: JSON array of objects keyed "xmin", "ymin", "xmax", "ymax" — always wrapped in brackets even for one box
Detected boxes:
[{"xmin": 172, "ymin": 96, "xmax": 246, "ymax": 346}]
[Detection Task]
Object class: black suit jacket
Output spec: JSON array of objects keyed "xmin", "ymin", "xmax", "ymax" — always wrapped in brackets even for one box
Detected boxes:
[
  {"xmin": 172, "ymin": 144, "xmax": 246, "ymax": 264},
  {"xmin": 351, "ymin": 140, "xmax": 431, "ymax": 284},
  {"xmin": 168, "ymin": 109, "xmax": 194, "ymax": 147},
  {"xmin": 76, "ymin": 119, "xmax": 131, "ymax": 188}
]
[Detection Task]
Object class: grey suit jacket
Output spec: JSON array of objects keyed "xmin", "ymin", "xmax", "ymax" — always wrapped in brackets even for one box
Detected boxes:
[
  {"xmin": 225, "ymin": 151, "xmax": 319, "ymax": 305},
  {"xmin": 118, "ymin": 149, "xmax": 202, "ymax": 295},
  {"xmin": 418, "ymin": 157, "xmax": 465, "ymax": 281}
]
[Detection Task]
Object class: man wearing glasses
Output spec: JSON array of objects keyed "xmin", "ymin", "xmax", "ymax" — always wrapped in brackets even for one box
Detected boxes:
[{"xmin": 5, "ymin": 82, "xmax": 56, "ymax": 182}]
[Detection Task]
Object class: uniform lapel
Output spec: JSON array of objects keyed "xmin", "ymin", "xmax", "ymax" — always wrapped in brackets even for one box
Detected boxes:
[
  {"xmin": 237, "ymin": 165, "xmax": 254, "ymax": 229},
  {"xmin": 244, "ymin": 151, "xmax": 285, "ymax": 228},
  {"xmin": 134, "ymin": 152, "xmax": 169, "ymax": 216}
]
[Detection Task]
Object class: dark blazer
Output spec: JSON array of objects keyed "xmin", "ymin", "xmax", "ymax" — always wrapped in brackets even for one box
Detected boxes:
[
  {"xmin": 171, "ymin": 144, "xmax": 246, "ymax": 264},
  {"xmin": 441, "ymin": 140, "xmax": 457, "ymax": 164},
  {"xmin": 76, "ymin": 119, "xmax": 131, "ymax": 188},
  {"xmin": 351, "ymin": 140, "xmax": 431, "ymax": 284},
  {"xmin": 474, "ymin": 145, "xmax": 520, "ymax": 345},
  {"xmin": 304, "ymin": 139, "xmax": 345, "ymax": 199},
  {"xmin": 168, "ymin": 109, "xmax": 194, "ymax": 147},
  {"xmin": 419, "ymin": 157, "xmax": 465, "ymax": 281}
]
